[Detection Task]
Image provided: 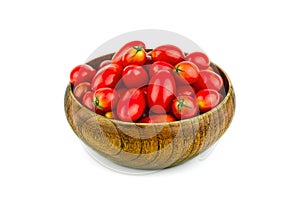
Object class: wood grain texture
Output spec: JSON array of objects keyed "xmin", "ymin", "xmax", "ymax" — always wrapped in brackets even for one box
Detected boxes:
[{"xmin": 64, "ymin": 53, "xmax": 236, "ymax": 169}]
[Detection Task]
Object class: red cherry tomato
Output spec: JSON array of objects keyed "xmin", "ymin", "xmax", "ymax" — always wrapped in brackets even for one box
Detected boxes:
[
  {"xmin": 185, "ymin": 52, "xmax": 210, "ymax": 70},
  {"xmin": 82, "ymin": 91, "xmax": 95, "ymax": 111},
  {"xmin": 122, "ymin": 46, "xmax": 146, "ymax": 66},
  {"xmin": 148, "ymin": 70, "xmax": 176, "ymax": 114},
  {"xmin": 70, "ymin": 64, "xmax": 96, "ymax": 86},
  {"xmin": 196, "ymin": 89, "xmax": 220, "ymax": 113},
  {"xmin": 151, "ymin": 44, "xmax": 184, "ymax": 66},
  {"xmin": 91, "ymin": 64, "xmax": 122, "ymax": 91},
  {"xmin": 176, "ymin": 85, "xmax": 196, "ymax": 97},
  {"xmin": 94, "ymin": 88, "xmax": 119, "ymax": 113},
  {"xmin": 73, "ymin": 82, "xmax": 91, "ymax": 102},
  {"xmin": 174, "ymin": 61, "xmax": 200, "ymax": 84},
  {"xmin": 122, "ymin": 65, "xmax": 149, "ymax": 88},
  {"xmin": 138, "ymin": 114, "xmax": 176, "ymax": 123},
  {"xmin": 112, "ymin": 41, "xmax": 146, "ymax": 66},
  {"xmin": 98, "ymin": 60, "xmax": 112, "ymax": 70},
  {"xmin": 148, "ymin": 61, "xmax": 173, "ymax": 77},
  {"xmin": 192, "ymin": 70, "xmax": 224, "ymax": 92},
  {"xmin": 172, "ymin": 95, "xmax": 199, "ymax": 120},
  {"xmin": 116, "ymin": 88, "xmax": 146, "ymax": 122}
]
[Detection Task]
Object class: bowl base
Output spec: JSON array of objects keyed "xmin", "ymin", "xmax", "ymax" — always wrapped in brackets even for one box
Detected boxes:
[{"xmin": 81, "ymin": 142, "xmax": 217, "ymax": 175}]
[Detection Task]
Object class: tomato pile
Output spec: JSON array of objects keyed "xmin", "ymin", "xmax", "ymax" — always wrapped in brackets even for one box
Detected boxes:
[{"xmin": 70, "ymin": 41, "xmax": 226, "ymax": 123}]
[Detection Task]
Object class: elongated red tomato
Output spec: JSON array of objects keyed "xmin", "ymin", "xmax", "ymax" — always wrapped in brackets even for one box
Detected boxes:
[
  {"xmin": 112, "ymin": 41, "xmax": 146, "ymax": 66},
  {"xmin": 91, "ymin": 64, "xmax": 122, "ymax": 91},
  {"xmin": 185, "ymin": 52, "xmax": 210, "ymax": 70},
  {"xmin": 116, "ymin": 88, "xmax": 146, "ymax": 122},
  {"xmin": 151, "ymin": 44, "xmax": 184, "ymax": 66},
  {"xmin": 192, "ymin": 70, "xmax": 224, "ymax": 91},
  {"xmin": 73, "ymin": 82, "xmax": 91, "ymax": 102},
  {"xmin": 148, "ymin": 70, "xmax": 176, "ymax": 114},
  {"xmin": 122, "ymin": 65, "xmax": 149, "ymax": 88},
  {"xmin": 171, "ymin": 95, "xmax": 199, "ymax": 120},
  {"xmin": 138, "ymin": 114, "xmax": 176, "ymax": 123},
  {"xmin": 94, "ymin": 88, "xmax": 118, "ymax": 113},
  {"xmin": 122, "ymin": 46, "xmax": 146, "ymax": 66},
  {"xmin": 196, "ymin": 89, "xmax": 220, "ymax": 113},
  {"xmin": 70, "ymin": 64, "xmax": 96, "ymax": 86},
  {"xmin": 148, "ymin": 61, "xmax": 173, "ymax": 77},
  {"xmin": 174, "ymin": 61, "xmax": 200, "ymax": 84}
]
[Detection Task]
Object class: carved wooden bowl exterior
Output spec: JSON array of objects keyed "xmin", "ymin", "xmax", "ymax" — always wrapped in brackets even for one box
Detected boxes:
[{"xmin": 64, "ymin": 53, "xmax": 235, "ymax": 169}]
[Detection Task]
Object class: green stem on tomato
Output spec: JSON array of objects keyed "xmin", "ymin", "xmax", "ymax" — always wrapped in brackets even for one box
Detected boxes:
[{"xmin": 174, "ymin": 64, "xmax": 185, "ymax": 74}]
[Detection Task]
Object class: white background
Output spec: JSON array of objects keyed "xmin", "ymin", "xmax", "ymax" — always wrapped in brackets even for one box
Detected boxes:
[{"xmin": 1, "ymin": 0, "xmax": 299, "ymax": 200}]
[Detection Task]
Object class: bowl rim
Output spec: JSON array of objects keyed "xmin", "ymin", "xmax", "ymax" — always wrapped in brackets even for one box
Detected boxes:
[{"xmin": 66, "ymin": 62, "xmax": 234, "ymax": 126}]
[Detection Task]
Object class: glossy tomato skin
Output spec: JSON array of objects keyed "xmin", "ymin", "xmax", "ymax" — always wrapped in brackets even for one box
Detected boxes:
[
  {"xmin": 116, "ymin": 88, "xmax": 146, "ymax": 122},
  {"xmin": 112, "ymin": 41, "xmax": 146, "ymax": 66},
  {"xmin": 82, "ymin": 91, "xmax": 95, "ymax": 111},
  {"xmin": 172, "ymin": 95, "xmax": 199, "ymax": 120},
  {"xmin": 73, "ymin": 82, "xmax": 91, "ymax": 102},
  {"xmin": 91, "ymin": 64, "xmax": 122, "ymax": 91},
  {"xmin": 94, "ymin": 88, "xmax": 119, "ymax": 113},
  {"xmin": 151, "ymin": 44, "xmax": 184, "ymax": 66},
  {"xmin": 70, "ymin": 64, "xmax": 96, "ymax": 86},
  {"xmin": 148, "ymin": 70, "xmax": 176, "ymax": 114},
  {"xmin": 148, "ymin": 61, "xmax": 173, "ymax": 77},
  {"xmin": 122, "ymin": 46, "xmax": 146, "ymax": 66},
  {"xmin": 174, "ymin": 61, "xmax": 200, "ymax": 84},
  {"xmin": 185, "ymin": 52, "xmax": 210, "ymax": 70},
  {"xmin": 192, "ymin": 70, "xmax": 224, "ymax": 92},
  {"xmin": 98, "ymin": 60, "xmax": 112, "ymax": 70},
  {"xmin": 196, "ymin": 89, "xmax": 220, "ymax": 113},
  {"xmin": 176, "ymin": 85, "xmax": 196, "ymax": 97},
  {"xmin": 138, "ymin": 114, "xmax": 176, "ymax": 123},
  {"xmin": 122, "ymin": 65, "xmax": 149, "ymax": 88}
]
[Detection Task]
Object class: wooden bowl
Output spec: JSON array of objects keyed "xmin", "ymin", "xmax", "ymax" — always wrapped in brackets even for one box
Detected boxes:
[{"xmin": 64, "ymin": 53, "xmax": 235, "ymax": 169}]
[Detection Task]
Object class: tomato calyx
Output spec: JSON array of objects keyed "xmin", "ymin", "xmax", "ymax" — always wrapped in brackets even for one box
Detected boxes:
[
  {"xmin": 176, "ymin": 97, "xmax": 192, "ymax": 112},
  {"xmin": 94, "ymin": 96, "xmax": 104, "ymax": 110},
  {"xmin": 174, "ymin": 64, "xmax": 185, "ymax": 74},
  {"xmin": 131, "ymin": 45, "xmax": 144, "ymax": 58}
]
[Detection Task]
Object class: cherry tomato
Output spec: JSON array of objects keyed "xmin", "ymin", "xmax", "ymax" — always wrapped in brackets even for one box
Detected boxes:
[
  {"xmin": 192, "ymin": 70, "xmax": 224, "ymax": 92},
  {"xmin": 91, "ymin": 64, "xmax": 122, "ymax": 91},
  {"xmin": 174, "ymin": 61, "xmax": 200, "ymax": 84},
  {"xmin": 122, "ymin": 46, "xmax": 146, "ymax": 66},
  {"xmin": 151, "ymin": 44, "xmax": 184, "ymax": 66},
  {"xmin": 185, "ymin": 52, "xmax": 210, "ymax": 70},
  {"xmin": 94, "ymin": 88, "xmax": 119, "ymax": 113},
  {"xmin": 70, "ymin": 64, "xmax": 96, "ymax": 86},
  {"xmin": 138, "ymin": 114, "xmax": 176, "ymax": 123},
  {"xmin": 98, "ymin": 60, "xmax": 112, "ymax": 70},
  {"xmin": 122, "ymin": 65, "xmax": 149, "ymax": 88},
  {"xmin": 112, "ymin": 41, "xmax": 146, "ymax": 66},
  {"xmin": 82, "ymin": 91, "xmax": 95, "ymax": 111},
  {"xmin": 176, "ymin": 85, "xmax": 196, "ymax": 97},
  {"xmin": 73, "ymin": 82, "xmax": 91, "ymax": 102},
  {"xmin": 148, "ymin": 70, "xmax": 176, "ymax": 114},
  {"xmin": 148, "ymin": 61, "xmax": 173, "ymax": 77},
  {"xmin": 116, "ymin": 88, "xmax": 146, "ymax": 122},
  {"xmin": 196, "ymin": 89, "xmax": 220, "ymax": 113},
  {"xmin": 172, "ymin": 95, "xmax": 199, "ymax": 120}
]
